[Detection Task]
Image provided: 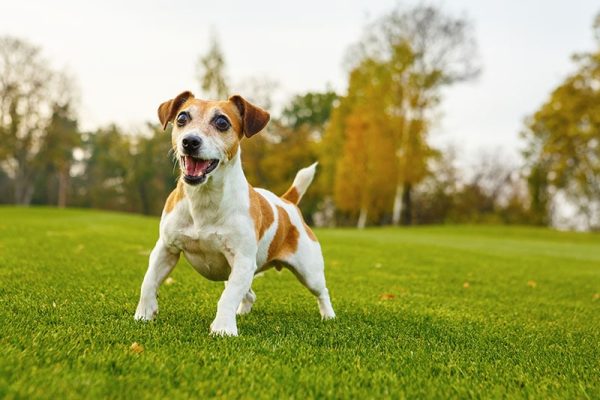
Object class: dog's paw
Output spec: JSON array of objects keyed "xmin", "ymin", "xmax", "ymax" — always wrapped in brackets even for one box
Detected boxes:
[
  {"xmin": 320, "ymin": 308, "xmax": 336, "ymax": 321},
  {"xmin": 210, "ymin": 318, "xmax": 238, "ymax": 336},
  {"xmin": 134, "ymin": 299, "xmax": 158, "ymax": 321},
  {"xmin": 321, "ymin": 312, "xmax": 336, "ymax": 321}
]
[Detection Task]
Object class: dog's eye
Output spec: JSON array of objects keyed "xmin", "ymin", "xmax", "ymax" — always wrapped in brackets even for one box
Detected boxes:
[
  {"xmin": 214, "ymin": 115, "xmax": 230, "ymax": 132},
  {"xmin": 176, "ymin": 112, "xmax": 190, "ymax": 127}
]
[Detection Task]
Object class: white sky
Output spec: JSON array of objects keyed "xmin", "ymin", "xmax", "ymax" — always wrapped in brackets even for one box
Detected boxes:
[{"xmin": 1, "ymin": 0, "xmax": 598, "ymax": 165}]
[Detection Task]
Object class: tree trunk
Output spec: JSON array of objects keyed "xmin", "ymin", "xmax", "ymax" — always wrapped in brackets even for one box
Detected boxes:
[
  {"xmin": 400, "ymin": 182, "xmax": 412, "ymax": 225},
  {"xmin": 14, "ymin": 168, "xmax": 34, "ymax": 205},
  {"xmin": 139, "ymin": 183, "xmax": 150, "ymax": 215},
  {"xmin": 57, "ymin": 167, "xmax": 68, "ymax": 208},
  {"xmin": 357, "ymin": 206, "xmax": 368, "ymax": 229},
  {"xmin": 14, "ymin": 181, "xmax": 34, "ymax": 205},
  {"xmin": 392, "ymin": 183, "xmax": 403, "ymax": 225}
]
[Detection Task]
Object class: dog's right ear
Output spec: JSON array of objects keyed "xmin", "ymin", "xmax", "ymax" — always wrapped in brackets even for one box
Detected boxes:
[{"xmin": 157, "ymin": 91, "xmax": 194, "ymax": 130}]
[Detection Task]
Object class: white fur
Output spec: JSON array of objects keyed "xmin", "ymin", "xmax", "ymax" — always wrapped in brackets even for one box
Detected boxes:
[
  {"xmin": 134, "ymin": 119, "xmax": 334, "ymax": 336},
  {"xmin": 291, "ymin": 162, "xmax": 318, "ymax": 203}
]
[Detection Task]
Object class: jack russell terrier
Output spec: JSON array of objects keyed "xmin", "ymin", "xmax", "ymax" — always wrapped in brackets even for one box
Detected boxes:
[{"xmin": 134, "ymin": 91, "xmax": 335, "ymax": 336}]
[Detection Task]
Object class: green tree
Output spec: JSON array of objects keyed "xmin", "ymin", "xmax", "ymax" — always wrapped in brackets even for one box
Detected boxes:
[
  {"xmin": 130, "ymin": 124, "xmax": 179, "ymax": 215},
  {"xmin": 280, "ymin": 91, "xmax": 338, "ymax": 133},
  {"xmin": 73, "ymin": 125, "xmax": 133, "ymax": 211},
  {"xmin": 196, "ymin": 34, "xmax": 229, "ymax": 99},
  {"xmin": 523, "ymin": 13, "xmax": 600, "ymax": 229},
  {"xmin": 36, "ymin": 102, "xmax": 80, "ymax": 207}
]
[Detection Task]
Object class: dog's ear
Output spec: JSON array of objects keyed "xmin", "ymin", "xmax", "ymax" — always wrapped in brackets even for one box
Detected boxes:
[
  {"xmin": 157, "ymin": 91, "xmax": 194, "ymax": 130},
  {"xmin": 229, "ymin": 95, "xmax": 270, "ymax": 138}
]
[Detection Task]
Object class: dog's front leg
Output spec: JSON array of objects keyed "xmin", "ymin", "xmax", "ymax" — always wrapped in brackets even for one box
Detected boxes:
[
  {"xmin": 210, "ymin": 256, "xmax": 255, "ymax": 336},
  {"xmin": 134, "ymin": 239, "xmax": 180, "ymax": 321}
]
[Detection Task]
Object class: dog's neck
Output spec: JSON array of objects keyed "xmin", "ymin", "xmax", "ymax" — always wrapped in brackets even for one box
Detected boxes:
[{"xmin": 183, "ymin": 150, "xmax": 247, "ymax": 226}]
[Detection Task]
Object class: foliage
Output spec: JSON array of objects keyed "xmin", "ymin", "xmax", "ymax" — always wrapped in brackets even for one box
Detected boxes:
[
  {"xmin": 0, "ymin": 36, "xmax": 77, "ymax": 205},
  {"xmin": 196, "ymin": 34, "xmax": 229, "ymax": 99},
  {"xmin": 344, "ymin": 3, "xmax": 481, "ymax": 225},
  {"xmin": 280, "ymin": 90, "xmax": 339, "ymax": 133},
  {"xmin": 70, "ymin": 124, "xmax": 177, "ymax": 215},
  {"xmin": 522, "ymin": 15, "xmax": 600, "ymax": 230},
  {"xmin": 33, "ymin": 103, "xmax": 80, "ymax": 207},
  {"xmin": 332, "ymin": 59, "xmax": 399, "ymax": 226}
]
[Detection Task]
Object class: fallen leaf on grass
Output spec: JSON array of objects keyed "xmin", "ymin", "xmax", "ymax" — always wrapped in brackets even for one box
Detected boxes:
[
  {"xmin": 463, "ymin": 282, "xmax": 470, "ymax": 289},
  {"xmin": 165, "ymin": 277, "xmax": 176, "ymax": 285},
  {"xmin": 527, "ymin": 280, "xmax": 537, "ymax": 288},
  {"xmin": 130, "ymin": 342, "xmax": 144, "ymax": 354},
  {"xmin": 593, "ymin": 293, "xmax": 600, "ymax": 301},
  {"xmin": 380, "ymin": 293, "xmax": 395, "ymax": 300}
]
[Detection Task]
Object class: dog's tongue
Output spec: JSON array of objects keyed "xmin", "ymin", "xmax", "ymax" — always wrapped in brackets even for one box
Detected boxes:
[{"xmin": 185, "ymin": 156, "xmax": 210, "ymax": 176}]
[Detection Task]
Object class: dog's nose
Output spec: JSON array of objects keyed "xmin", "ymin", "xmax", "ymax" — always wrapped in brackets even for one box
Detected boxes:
[{"xmin": 182, "ymin": 135, "xmax": 202, "ymax": 152}]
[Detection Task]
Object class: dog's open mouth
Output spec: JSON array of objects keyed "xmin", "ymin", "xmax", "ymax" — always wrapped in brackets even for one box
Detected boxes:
[{"xmin": 181, "ymin": 156, "xmax": 219, "ymax": 185}]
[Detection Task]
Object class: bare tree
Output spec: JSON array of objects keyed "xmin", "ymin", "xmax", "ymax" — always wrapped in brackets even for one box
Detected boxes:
[{"xmin": 0, "ymin": 36, "xmax": 77, "ymax": 205}]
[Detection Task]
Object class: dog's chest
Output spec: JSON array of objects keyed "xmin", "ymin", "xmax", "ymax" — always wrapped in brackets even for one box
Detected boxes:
[{"xmin": 167, "ymin": 225, "xmax": 233, "ymax": 281}]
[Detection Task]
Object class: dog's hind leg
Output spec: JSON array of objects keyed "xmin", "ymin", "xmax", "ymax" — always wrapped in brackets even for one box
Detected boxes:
[
  {"xmin": 286, "ymin": 246, "xmax": 335, "ymax": 320},
  {"xmin": 236, "ymin": 287, "xmax": 256, "ymax": 315},
  {"xmin": 134, "ymin": 240, "xmax": 180, "ymax": 321}
]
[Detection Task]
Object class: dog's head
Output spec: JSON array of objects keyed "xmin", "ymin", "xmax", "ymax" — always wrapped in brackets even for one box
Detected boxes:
[{"xmin": 158, "ymin": 91, "xmax": 270, "ymax": 185}]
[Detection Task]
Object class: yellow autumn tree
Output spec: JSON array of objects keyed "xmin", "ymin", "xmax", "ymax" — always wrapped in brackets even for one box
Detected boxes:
[
  {"xmin": 332, "ymin": 59, "xmax": 398, "ymax": 227},
  {"xmin": 349, "ymin": 4, "xmax": 480, "ymax": 224}
]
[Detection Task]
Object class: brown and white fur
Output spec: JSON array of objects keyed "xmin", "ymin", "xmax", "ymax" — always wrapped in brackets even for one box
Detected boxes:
[{"xmin": 134, "ymin": 91, "xmax": 335, "ymax": 336}]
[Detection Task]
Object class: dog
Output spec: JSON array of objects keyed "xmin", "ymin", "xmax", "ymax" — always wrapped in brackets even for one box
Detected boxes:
[{"xmin": 134, "ymin": 91, "xmax": 335, "ymax": 336}]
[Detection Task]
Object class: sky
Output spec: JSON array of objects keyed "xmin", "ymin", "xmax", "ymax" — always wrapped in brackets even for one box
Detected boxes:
[{"xmin": 0, "ymin": 0, "xmax": 598, "ymax": 166}]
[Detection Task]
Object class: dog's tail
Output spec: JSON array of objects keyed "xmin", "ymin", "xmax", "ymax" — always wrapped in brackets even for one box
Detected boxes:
[{"xmin": 281, "ymin": 162, "xmax": 318, "ymax": 205}]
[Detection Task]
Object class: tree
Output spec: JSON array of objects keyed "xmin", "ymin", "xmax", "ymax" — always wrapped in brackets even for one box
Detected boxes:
[
  {"xmin": 196, "ymin": 34, "xmax": 229, "ymax": 99},
  {"xmin": 522, "ymin": 13, "xmax": 600, "ymax": 230},
  {"xmin": 331, "ymin": 59, "xmax": 398, "ymax": 227},
  {"xmin": 280, "ymin": 90, "xmax": 339, "ymax": 134},
  {"xmin": 38, "ymin": 102, "xmax": 80, "ymax": 207},
  {"xmin": 130, "ymin": 124, "xmax": 179, "ymax": 215},
  {"xmin": 349, "ymin": 4, "xmax": 480, "ymax": 225},
  {"xmin": 0, "ymin": 36, "xmax": 77, "ymax": 205},
  {"xmin": 74, "ymin": 125, "xmax": 133, "ymax": 210}
]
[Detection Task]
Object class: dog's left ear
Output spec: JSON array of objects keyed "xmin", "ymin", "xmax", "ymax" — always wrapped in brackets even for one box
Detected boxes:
[
  {"xmin": 158, "ymin": 91, "xmax": 194, "ymax": 130},
  {"xmin": 229, "ymin": 95, "xmax": 270, "ymax": 137}
]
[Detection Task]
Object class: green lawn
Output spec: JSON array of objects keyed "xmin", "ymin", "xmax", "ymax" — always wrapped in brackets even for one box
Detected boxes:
[{"xmin": 0, "ymin": 207, "xmax": 598, "ymax": 399}]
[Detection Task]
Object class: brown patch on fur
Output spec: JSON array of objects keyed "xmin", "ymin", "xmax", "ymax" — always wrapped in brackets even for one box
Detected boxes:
[
  {"xmin": 248, "ymin": 185, "xmax": 274, "ymax": 240},
  {"xmin": 164, "ymin": 180, "xmax": 185, "ymax": 213},
  {"xmin": 289, "ymin": 202, "xmax": 317, "ymax": 241},
  {"xmin": 158, "ymin": 91, "xmax": 194, "ymax": 130},
  {"xmin": 281, "ymin": 186, "xmax": 300, "ymax": 204},
  {"xmin": 268, "ymin": 206, "xmax": 299, "ymax": 261}
]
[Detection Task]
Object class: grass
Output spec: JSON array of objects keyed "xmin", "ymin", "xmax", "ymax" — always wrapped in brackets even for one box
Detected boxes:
[{"xmin": 0, "ymin": 207, "xmax": 598, "ymax": 399}]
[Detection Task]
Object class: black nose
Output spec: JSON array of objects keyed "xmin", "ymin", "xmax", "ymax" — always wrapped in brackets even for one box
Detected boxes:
[{"xmin": 182, "ymin": 135, "xmax": 202, "ymax": 152}]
